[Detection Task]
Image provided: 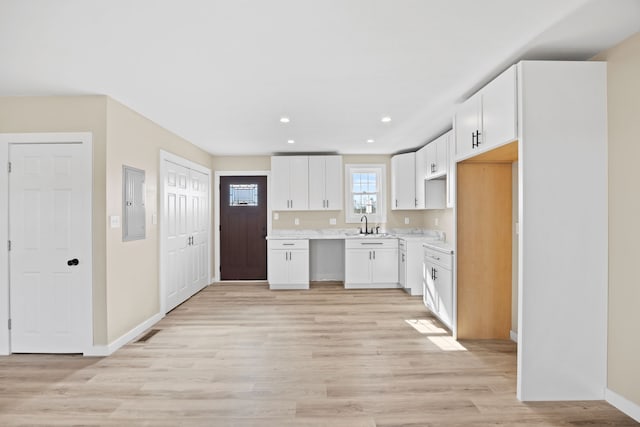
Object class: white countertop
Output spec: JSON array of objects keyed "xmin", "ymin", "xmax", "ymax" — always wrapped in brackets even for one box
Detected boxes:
[{"xmin": 267, "ymin": 228, "xmax": 454, "ymax": 254}]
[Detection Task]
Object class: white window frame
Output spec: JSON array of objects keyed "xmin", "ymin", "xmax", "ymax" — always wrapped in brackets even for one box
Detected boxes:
[{"xmin": 344, "ymin": 163, "xmax": 387, "ymax": 224}]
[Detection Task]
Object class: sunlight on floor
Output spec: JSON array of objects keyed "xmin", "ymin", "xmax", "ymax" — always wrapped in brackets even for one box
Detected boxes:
[
  {"xmin": 405, "ymin": 319, "xmax": 447, "ymax": 334},
  {"xmin": 427, "ymin": 335, "xmax": 467, "ymax": 351},
  {"xmin": 405, "ymin": 319, "xmax": 468, "ymax": 351}
]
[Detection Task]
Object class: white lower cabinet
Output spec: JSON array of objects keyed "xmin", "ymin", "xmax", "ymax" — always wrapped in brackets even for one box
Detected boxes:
[
  {"xmin": 268, "ymin": 239, "xmax": 309, "ymax": 289},
  {"xmin": 399, "ymin": 239, "xmax": 425, "ymax": 296},
  {"xmin": 345, "ymin": 239, "xmax": 399, "ymax": 288},
  {"xmin": 423, "ymin": 246, "xmax": 454, "ymax": 329}
]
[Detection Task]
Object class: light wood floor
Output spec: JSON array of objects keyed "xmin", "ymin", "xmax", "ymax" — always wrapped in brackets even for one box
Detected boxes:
[{"xmin": 0, "ymin": 282, "xmax": 635, "ymax": 426}]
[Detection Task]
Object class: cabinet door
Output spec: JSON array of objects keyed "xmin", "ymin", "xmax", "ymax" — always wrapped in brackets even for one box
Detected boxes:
[
  {"xmin": 446, "ymin": 132, "xmax": 456, "ymax": 208},
  {"xmin": 288, "ymin": 250, "xmax": 309, "ymax": 285},
  {"xmin": 454, "ymin": 92, "xmax": 481, "ymax": 160},
  {"xmin": 323, "ymin": 155, "xmax": 342, "ymax": 210},
  {"xmin": 371, "ymin": 248, "xmax": 398, "ymax": 284},
  {"xmin": 434, "ymin": 134, "xmax": 448, "ymax": 177},
  {"xmin": 435, "ymin": 267, "xmax": 453, "ymax": 329},
  {"xmin": 482, "ymin": 65, "xmax": 517, "ymax": 150},
  {"xmin": 288, "ymin": 156, "xmax": 309, "ymax": 210},
  {"xmin": 271, "ymin": 156, "xmax": 291, "ymax": 211},
  {"xmin": 415, "ymin": 146, "xmax": 428, "ymax": 208},
  {"xmin": 308, "ymin": 156, "xmax": 325, "ymax": 210},
  {"xmin": 268, "ymin": 250, "xmax": 289, "ymax": 284},
  {"xmin": 391, "ymin": 152, "xmax": 416, "ymax": 210},
  {"xmin": 399, "ymin": 250, "xmax": 407, "ymax": 288},
  {"xmin": 424, "ymin": 141, "xmax": 437, "ymax": 180},
  {"xmin": 345, "ymin": 249, "xmax": 372, "ymax": 284},
  {"xmin": 423, "ymin": 261, "xmax": 437, "ymax": 313}
]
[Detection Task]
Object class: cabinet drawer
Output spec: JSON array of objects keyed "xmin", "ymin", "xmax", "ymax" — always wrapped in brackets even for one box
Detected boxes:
[
  {"xmin": 423, "ymin": 246, "xmax": 452, "ymax": 269},
  {"xmin": 268, "ymin": 239, "xmax": 309, "ymax": 250},
  {"xmin": 345, "ymin": 238, "xmax": 398, "ymax": 249}
]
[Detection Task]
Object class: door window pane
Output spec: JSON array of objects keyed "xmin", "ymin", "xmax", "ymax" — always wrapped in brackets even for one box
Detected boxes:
[{"xmin": 229, "ymin": 184, "xmax": 258, "ymax": 206}]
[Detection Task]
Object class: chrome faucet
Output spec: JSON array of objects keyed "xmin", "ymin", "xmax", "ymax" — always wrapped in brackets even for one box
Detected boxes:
[{"xmin": 360, "ymin": 215, "xmax": 369, "ymax": 234}]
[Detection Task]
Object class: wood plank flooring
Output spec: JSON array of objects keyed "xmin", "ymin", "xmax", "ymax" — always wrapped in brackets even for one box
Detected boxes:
[{"xmin": 0, "ymin": 282, "xmax": 636, "ymax": 426}]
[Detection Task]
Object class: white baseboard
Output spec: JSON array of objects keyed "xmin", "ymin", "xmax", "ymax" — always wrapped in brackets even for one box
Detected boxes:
[
  {"xmin": 83, "ymin": 312, "xmax": 163, "ymax": 357},
  {"xmin": 606, "ymin": 388, "xmax": 640, "ymax": 422},
  {"xmin": 510, "ymin": 330, "xmax": 518, "ymax": 343}
]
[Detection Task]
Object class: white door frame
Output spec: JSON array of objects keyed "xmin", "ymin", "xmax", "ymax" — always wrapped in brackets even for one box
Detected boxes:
[
  {"xmin": 214, "ymin": 171, "xmax": 271, "ymax": 282},
  {"xmin": 0, "ymin": 132, "xmax": 93, "ymax": 356},
  {"xmin": 159, "ymin": 150, "xmax": 212, "ymax": 315}
]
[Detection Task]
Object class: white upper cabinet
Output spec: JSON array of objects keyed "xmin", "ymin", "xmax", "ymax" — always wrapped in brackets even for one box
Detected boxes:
[
  {"xmin": 308, "ymin": 155, "xmax": 342, "ymax": 210},
  {"xmin": 425, "ymin": 132, "xmax": 448, "ymax": 179},
  {"xmin": 446, "ymin": 131, "xmax": 456, "ymax": 208},
  {"xmin": 455, "ymin": 92, "xmax": 482, "ymax": 160},
  {"xmin": 482, "ymin": 65, "xmax": 517, "ymax": 149},
  {"xmin": 415, "ymin": 145, "xmax": 428, "ymax": 209},
  {"xmin": 391, "ymin": 152, "xmax": 416, "ymax": 210},
  {"xmin": 271, "ymin": 156, "xmax": 309, "ymax": 211},
  {"xmin": 455, "ymin": 65, "xmax": 517, "ymax": 161}
]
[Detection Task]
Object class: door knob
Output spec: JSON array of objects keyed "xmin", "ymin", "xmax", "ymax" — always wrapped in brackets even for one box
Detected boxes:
[{"xmin": 67, "ymin": 258, "xmax": 79, "ymax": 266}]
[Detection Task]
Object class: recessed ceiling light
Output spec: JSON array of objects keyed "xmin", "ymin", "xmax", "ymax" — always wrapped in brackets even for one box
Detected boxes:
[
  {"xmin": 381, "ymin": 116, "xmax": 392, "ymax": 123},
  {"xmin": 366, "ymin": 139, "xmax": 375, "ymax": 143},
  {"xmin": 287, "ymin": 139, "xmax": 295, "ymax": 144},
  {"xmin": 280, "ymin": 117, "xmax": 290, "ymax": 123}
]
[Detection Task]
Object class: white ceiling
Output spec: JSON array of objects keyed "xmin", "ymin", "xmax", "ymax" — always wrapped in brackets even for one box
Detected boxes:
[{"xmin": 1, "ymin": 0, "xmax": 639, "ymax": 156}]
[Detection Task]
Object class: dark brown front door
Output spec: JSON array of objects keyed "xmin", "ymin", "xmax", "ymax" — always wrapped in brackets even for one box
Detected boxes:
[{"xmin": 220, "ymin": 176, "xmax": 268, "ymax": 280}]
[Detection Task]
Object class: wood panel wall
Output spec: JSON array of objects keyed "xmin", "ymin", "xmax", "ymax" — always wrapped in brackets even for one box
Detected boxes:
[{"xmin": 457, "ymin": 162, "xmax": 513, "ymax": 339}]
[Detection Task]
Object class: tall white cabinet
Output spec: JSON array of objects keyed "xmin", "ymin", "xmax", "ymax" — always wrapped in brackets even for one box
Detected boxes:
[{"xmin": 453, "ymin": 61, "xmax": 608, "ymax": 402}]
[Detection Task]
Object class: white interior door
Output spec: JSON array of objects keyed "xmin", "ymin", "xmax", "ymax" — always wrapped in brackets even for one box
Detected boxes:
[
  {"xmin": 9, "ymin": 143, "xmax": 91, "ymax": 353},
  {"xmin": 162, "ymin": 156, "xmax": 211, "ymax": 313},
  {"xmin": 165, "ymin": 161, "xmax": 190, "ymax": 312},
  {"xmin": 189, "ymin": 169, "xmax": 209, "ymax": 294}
]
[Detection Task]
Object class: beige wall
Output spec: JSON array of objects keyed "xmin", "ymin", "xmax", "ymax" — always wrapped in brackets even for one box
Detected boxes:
[
  {"xmin": 594, "ymin": 31, "xmax": 640, "ymax": 405},
  {"xmin": 0, "ymin": 96, "xmax": 109, "ymax": 345},
  {"xmin": 105, "ymin": 98, "xmax": 212, "ymax": 342},
  {"xmin": 0, "ymin": 95, "xmax": 213, "ymax": 346}
]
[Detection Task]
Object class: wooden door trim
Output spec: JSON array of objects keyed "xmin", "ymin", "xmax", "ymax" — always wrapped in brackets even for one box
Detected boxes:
[
  {"xmin": 159, "ymin": 150, "xmax": 212, "ymax": 315},
  {"xmin": 0, "ymin": 132, "xmax": 94, "ymax": 356},
  {"xmin": 214, "ymin": 171, "xmax": 271, "ymax": 282}
]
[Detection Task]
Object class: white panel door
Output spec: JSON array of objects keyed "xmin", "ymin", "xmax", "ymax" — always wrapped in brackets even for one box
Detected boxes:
[
  {"xmin": 482, "ymin": 65, "xmax": 517, "ymax": 150},
  {"xmin": 9, "ymin": 143, "xmax": 90, "ymax": 353},
  {"xmin": 189, "ymin": 169, "xmax": 209, "ymax": 294},
  {"xmin": 455, "ymin": 92, "xmax": 481, "ymax": 160},
  {"xmin": 415, "ymin": 146, "xmax": 428, "ymax": 208},
  {"xmin": 165, "ymin": 161, "xmax": 190, "ymax": 312},
  {"xmin": 287, "ymin": 250, "xmax": 309, "ymax": 284}
]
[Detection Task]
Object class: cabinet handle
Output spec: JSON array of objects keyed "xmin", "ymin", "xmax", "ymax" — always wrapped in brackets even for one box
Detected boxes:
[
  {"xmin": 326, "ymin": 200, "xmax": 329, "ymax": 209},
  {"xmin": 282, "ymin": 243, "xmax": 295, "ymax": 246},
  {"xmin": 395, "ymin": 200, "xmax": 398, "ymax": 208},
  {"xmin": 290, "ymin": 200, "xmax": 293, "ymax": 209},
  {"xmin": 360, "ymin": 242, "xmax": 383, "ymax": 245},
  {"xmin": 285, "ymin": 252, "xmax": 288, "ymax": 261},
  {"xmin": 369, "ymin": 251, "xmax": 372, "ymax": 260},
  {"xmin": 433, "ymin": 268, "xmax": 438, "ymax": 280},
  {"xmin": 472, "ymin": 130, "xmax": 482, "ymax": 148},
  {"xmin": 289, "ymin": 251, "xmax": 292, "ymax": 261},
  {"xmin": 373, "ymin": 251, "xmax": 376, "ymax": 260}
]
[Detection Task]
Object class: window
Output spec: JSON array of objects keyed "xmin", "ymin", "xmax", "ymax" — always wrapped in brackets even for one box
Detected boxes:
[
  {"xmin": 229, "ymin": 183, "xmax": 258, "ymax": 206},
  {"xmin": 345, "ymin": 164, "xmax": 386, "ymax": 223}
]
